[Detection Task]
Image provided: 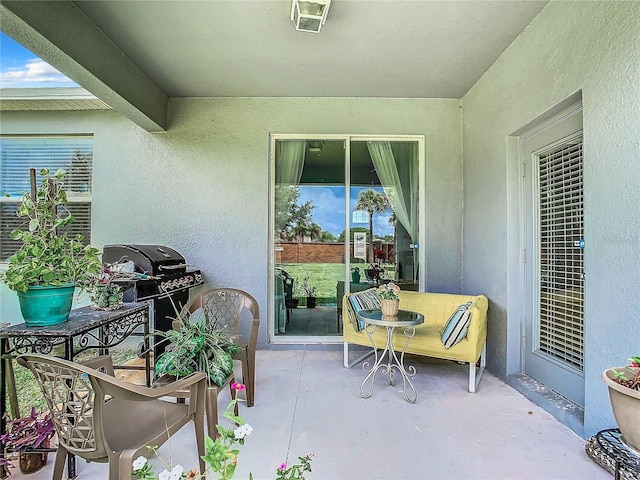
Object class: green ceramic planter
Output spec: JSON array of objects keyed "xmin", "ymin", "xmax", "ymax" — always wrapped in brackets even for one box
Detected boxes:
[{"xmin": 17, "ymin": 284, "xmax": 75, "ymax": 326}]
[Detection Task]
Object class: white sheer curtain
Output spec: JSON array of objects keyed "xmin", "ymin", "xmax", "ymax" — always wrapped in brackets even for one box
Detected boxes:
[
  {"xmin": 367, "ymin": 141, "xmax": 418, "ymax": 243},
  {"xmin": 367, "ymin": 141, "xmax": 419, "ymax": 280},
  {"xmin": 275, "ymin": 140, "xmax": 306, "ymax": 184}
]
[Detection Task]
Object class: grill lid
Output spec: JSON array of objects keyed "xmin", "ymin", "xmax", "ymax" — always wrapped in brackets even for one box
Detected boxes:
[{"xmin": 102, "ymin": 244, "xmax": 187, "ymax": 275}]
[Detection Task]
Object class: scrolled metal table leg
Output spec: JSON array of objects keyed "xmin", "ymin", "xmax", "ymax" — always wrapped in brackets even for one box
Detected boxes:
[
  {"xmin": 360, "ymin": 324, "xmax": 388, "ymax": 399},
  {"xmin": 385, "ymin": 326, "xmax": 418, "ymax": 403}
]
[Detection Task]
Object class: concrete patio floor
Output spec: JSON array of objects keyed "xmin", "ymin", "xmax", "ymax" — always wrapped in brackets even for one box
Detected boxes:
[{"xmin": 9, "ymin": 349, "xmax": 609, "ymax": 479}]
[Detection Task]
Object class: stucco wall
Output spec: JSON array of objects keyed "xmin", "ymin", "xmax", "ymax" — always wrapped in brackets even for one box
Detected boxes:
[
  {"xmin": 461, "ymin": 1, "xmax": 640, "ymax": 437},
  {"xmin": 0, "ymin": 98, "xmax": 464, "ymax": 345}
]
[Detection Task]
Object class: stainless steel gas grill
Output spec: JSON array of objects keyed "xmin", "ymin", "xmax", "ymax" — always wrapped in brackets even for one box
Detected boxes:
[{"xmin": 102, "ymin": 244, "xmax": 204, "ymax": 358}]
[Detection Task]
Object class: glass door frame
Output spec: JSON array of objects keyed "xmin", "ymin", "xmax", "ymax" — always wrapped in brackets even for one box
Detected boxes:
[{"xmin": 268, "ymin": 134, "xmax": 426, "ymax": 345}]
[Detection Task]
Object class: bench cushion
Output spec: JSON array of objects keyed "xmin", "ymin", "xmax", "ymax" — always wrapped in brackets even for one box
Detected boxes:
[
  {"xmin": 346, "ymin": 288, "xmax": 380, "ymax": 331},
  {"xmin": 441, "ymin": 301, "xmax": 473, "ymax": 348}
]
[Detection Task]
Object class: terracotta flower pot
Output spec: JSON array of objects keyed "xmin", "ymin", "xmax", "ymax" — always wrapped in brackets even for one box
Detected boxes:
[{"xmin": 602, "ymin": 367, "xmax": 640, "ymax": 452}]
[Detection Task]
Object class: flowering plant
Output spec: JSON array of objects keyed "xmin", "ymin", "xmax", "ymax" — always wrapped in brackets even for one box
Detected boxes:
[
  {"xmin": 276, "ymin": 455, "xmax": 313, "ymax": 480},
  {"xmin": 376, "ymin": 282, "xmax": 400, "ymax": 301},
  {"xmin": 131, "ymin": 383, "xmax": 313, "ymax": 480},
  {"xmin": 611, "ymin": 356, "xmax": 640, "ymax": 391},
  {"xmin": 366, "ymin": 264, "xmax": 384, "ymax": 281}
]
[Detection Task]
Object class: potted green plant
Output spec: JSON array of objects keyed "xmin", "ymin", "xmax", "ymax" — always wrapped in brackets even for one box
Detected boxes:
[
  {"xmin": 0, "ymin": 168, "xmax": 101, "ymax": 326},
  {"xmin": 300, "ymin": 275, "xmax": 317, "ymax": 309},
  {"xmin": 1, "ymin": 408, "xmax": 55, "ymax": 475},
  {"xmin": 365, "ymin": 264, "xmax": 384, "ymax": 285},
  {"xmin": 154, "ymin": 310, "xmax": 240, "ymax": 387},
  {"xmin": 351, "ymin": 267, "xmax": 361, "ymax": 283},
  {"xmin": 602, "ymin": 356, "xmax": 640, "ymax": 451},
  {"xmin": 84, "ymin": 261, "xmax": 136, "ymax": 311}
]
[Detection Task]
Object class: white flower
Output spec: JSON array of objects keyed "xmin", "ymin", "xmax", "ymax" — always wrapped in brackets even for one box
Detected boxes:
[
  {"xmin": 234, "ymin": 423, "xmax": 253, "ymax": 439},
  {"xmin": 132, "ymin": 456, "xmax": 147, "ymax": 470},
  {"xmin": 158, "ymin": 469, "xmax": 171, "ymax": 480},
  {"xmin": 170, "ymin": 465, "xmax": 184, "ymax": 480}
]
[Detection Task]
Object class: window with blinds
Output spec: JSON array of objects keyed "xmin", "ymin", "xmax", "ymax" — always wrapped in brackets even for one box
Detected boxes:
[
  {"xmin": 0, "ymin": 136, "xmax": 93, "ymax": 260},
  {"xmin": 537, "ymin": 137, "xmax": 584, "ymax": 371}
]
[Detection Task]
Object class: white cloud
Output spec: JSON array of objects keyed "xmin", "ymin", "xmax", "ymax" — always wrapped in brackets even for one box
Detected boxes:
[
  {"xmin": 0, "ymin": 58, "xmax": 78, "ymax": 88},
  {"xmin": 300, "ymin": 186, "xmax": 346, "ymax": 236}
]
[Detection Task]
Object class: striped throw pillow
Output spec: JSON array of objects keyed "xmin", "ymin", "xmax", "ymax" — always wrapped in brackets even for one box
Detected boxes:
[
  {"xmin": 441, "ymin": 301, "xmax": 473, "ymax": 348},
  {"xmin": 347, "ymin": 289, "xmax": 381, "ymax": 332}
]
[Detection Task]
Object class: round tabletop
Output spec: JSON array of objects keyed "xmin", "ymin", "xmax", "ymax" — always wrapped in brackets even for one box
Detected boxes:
[{"xmin": 356, "ymin": 309, "xmax": 424, "ymax": 328}]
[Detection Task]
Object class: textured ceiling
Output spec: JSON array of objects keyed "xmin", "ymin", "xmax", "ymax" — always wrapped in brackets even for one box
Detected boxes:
[{"xmin": 70, "ymin": 0, "xmax": 548, "ymax": 99}]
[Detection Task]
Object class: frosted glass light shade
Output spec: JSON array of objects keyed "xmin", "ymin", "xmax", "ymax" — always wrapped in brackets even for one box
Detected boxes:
[{"xmin": 291, "ymin": 0, "xmax": 331, "ymax": 33}]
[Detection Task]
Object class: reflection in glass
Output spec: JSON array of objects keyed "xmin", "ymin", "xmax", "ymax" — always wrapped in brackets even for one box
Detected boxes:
[{"xmin": 272, "ymin": 138, "xmax": 419, "ymax": 341}]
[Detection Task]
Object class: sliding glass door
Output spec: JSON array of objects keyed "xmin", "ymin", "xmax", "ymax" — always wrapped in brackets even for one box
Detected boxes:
[{"xmin": 270, "ymin": 135, "xmax": 424, "ymax": 344}]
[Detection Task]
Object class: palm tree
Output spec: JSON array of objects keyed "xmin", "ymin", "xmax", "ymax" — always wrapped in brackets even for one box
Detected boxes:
[{"xmin": 355, "ymin": 189, "xmax": 389, "ymax": 262}]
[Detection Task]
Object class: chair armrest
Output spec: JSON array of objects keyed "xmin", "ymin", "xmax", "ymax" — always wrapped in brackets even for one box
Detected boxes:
[
  {"xmin": 17, "ymin": 353, "xmax": 206, "ymax": 402},
  {"xmin": 98, "ymin": 370, "xmax": 207, "ymax": 401},
  {"xmin": 80, "ymin": 355, "xmax": 115, "ymax": 376}
]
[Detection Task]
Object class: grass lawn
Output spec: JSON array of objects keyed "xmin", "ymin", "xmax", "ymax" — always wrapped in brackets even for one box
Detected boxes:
[{"xmin": 278, "ymin": 262, "xmax": 393, "ymax": 305}]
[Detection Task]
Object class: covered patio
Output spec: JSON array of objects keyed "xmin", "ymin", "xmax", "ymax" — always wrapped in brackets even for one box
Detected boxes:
[
  {"xmin": 10, "ymin": 350, "xmax": 609, "ymax": 479},
  {"xmin": 1, "ymin": 1, "xmax": 639, "ymax": 469}
]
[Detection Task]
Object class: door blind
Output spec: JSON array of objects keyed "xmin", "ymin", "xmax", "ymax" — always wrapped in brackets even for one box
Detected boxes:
[{"xmin": 537, "ymin": 137, "xmax": 584, "ymax": 371}]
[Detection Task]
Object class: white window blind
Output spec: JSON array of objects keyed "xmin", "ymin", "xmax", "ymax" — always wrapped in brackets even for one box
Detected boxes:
[
  {"xmin": 0, "ymin": 136, "xmax": 93, "ymax": 260},
  {"xmin": 537, "ymin": 138, "xmax": 584, "ymax": 371}
]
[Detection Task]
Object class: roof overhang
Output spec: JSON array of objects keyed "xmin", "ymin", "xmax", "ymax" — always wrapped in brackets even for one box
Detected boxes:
[{"xmin": 0, "ymin": 87, "xmax": 112, "ymax": 111}]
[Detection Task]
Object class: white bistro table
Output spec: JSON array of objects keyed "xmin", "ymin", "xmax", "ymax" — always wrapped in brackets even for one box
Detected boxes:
[{"xmin": 355, "ymin": 308, "xmax": 424, "ymax": 403}]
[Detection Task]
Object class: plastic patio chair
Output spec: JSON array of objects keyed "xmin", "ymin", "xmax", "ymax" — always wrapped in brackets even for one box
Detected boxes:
[
  {"xmin": 17, "ymin": 353, "xmax": 206, "ymax": 480},
  {"xmin": 181, "ymin": 288, "xmax": 260, "ymax": 407},
  {"xmin": 154, "ymin": 369, "xmax": 238, "ymax": 439}
]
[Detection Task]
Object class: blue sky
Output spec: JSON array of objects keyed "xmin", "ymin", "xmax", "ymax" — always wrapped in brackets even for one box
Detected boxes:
[
  {"xmin": 298, "ymin": 186, "xmax": 393, "ymax": 238},
  {"xmin": 1, "ymin": 32, "xmax": 78, "ymax": 88}
]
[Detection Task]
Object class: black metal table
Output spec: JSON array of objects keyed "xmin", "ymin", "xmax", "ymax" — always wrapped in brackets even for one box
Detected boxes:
[
  {"xmin": 596, "ymin": 429, "xmax": 640, "ymax": 480},
  {"xmin": 0, "ymin": 302, "xmax": 151, "ymax": 479}
]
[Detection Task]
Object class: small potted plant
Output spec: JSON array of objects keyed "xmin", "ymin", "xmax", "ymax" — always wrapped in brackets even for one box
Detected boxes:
[
  {"xmin": 84, "ymin": 261, "xmax": 138, "ymax": 310},
  {"xmin": 351, "ymin": 267, "xmax": 361, "ymax": 283},
  {"xmin": 365, "ymin": 264, "xmax": 384, "ymax": 285},
  {"xmin": 300, "ymin": 275, "xmax": 317, "ymax": 309},
  {"xmin": 602, "ymin": 356, "xmax": 640, "ymax": 451},
  {"xmin": 376, "ymin": 282, "xmax": 401, "ymax": 317},
  {"xmin": 1, "ymin": 408, "xmax": 55, "ymax": 475},
  {"xmin": 0, "ymin": 168, "xmax": 101, "ymax": 326}
]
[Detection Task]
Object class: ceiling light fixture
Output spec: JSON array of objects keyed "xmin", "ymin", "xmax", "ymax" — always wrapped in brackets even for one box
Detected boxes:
[
  {"xmin": 290, "ymin": 0, "xmax": 331, "ymax": 34},
  {"xmin": 308, "ymin": 140, "xmax": 324, "ymax": 153}
]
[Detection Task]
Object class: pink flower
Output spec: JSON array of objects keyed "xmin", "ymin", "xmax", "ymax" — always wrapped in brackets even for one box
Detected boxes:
[
  {"xmin": 231, "ymin": 382, "xmax": 245, "ymax": 391},
  {"xmin": 279, "ymin": 463, "xmax": 287, "ymax": 471}
]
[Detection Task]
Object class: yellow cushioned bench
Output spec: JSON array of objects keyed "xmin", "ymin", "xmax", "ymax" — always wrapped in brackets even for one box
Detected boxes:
[{"xmin": 343, "ymin": 290, "xmax": 489, "ymax": 393}]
